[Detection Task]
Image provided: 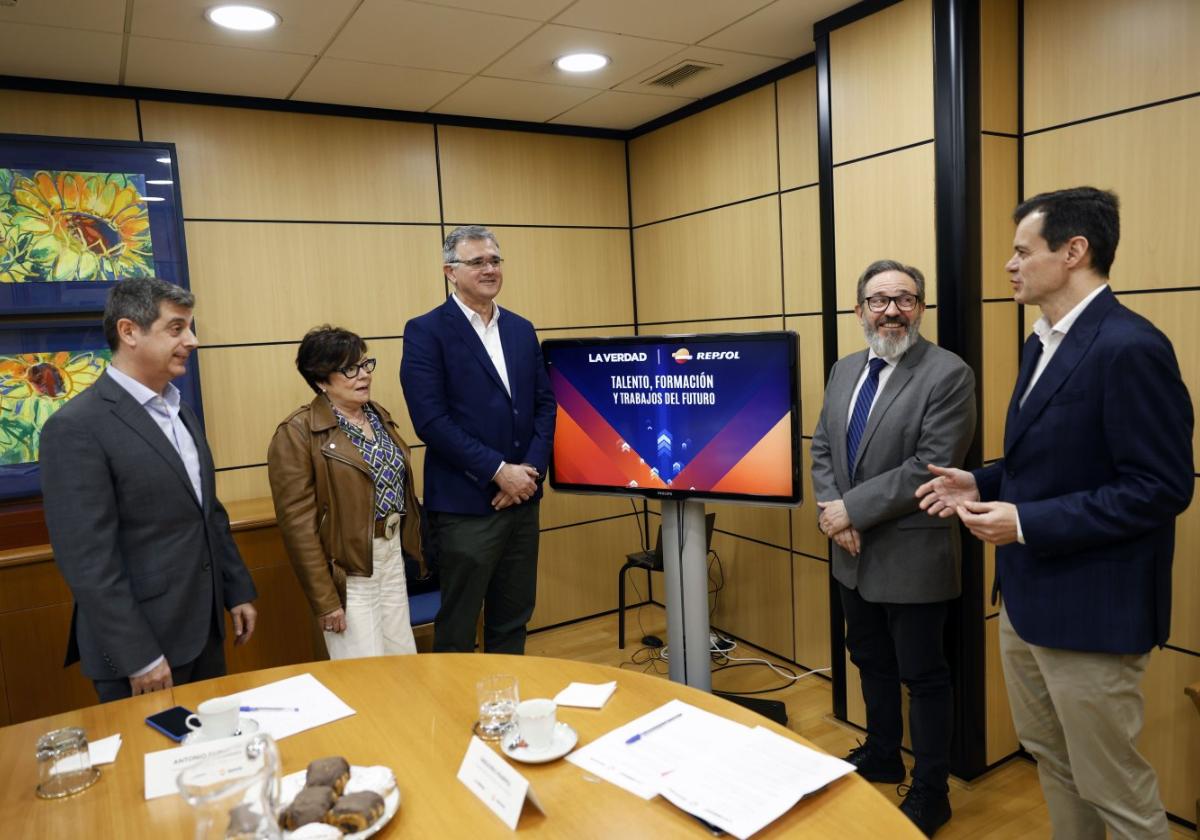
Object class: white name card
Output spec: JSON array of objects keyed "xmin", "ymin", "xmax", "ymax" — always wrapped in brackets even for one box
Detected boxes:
[{"xmin": 456, "ymin": 735, "xmax": 544, "ymax": 829}]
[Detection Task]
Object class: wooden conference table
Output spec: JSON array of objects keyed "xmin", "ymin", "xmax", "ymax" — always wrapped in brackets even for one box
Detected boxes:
[{"xmin": 0, "ymin": 655, "xmax": 922, "ymax": 838}]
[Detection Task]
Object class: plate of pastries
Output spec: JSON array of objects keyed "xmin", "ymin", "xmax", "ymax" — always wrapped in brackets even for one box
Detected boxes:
[{"xmin": 275, "ymin": 756, "xmax": 400, "ymax": 839}]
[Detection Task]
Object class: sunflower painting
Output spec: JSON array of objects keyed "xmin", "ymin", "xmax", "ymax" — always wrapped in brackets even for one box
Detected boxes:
[
  {"xmin": 0, "ymin": 168, "xmax": 155, "ymax": 284},
  {"xmin": 0, "ymin": 349, "xmax": 110, "ymax": 464}
]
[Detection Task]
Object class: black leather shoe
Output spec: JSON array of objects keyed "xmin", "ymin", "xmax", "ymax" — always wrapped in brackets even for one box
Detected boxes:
[
  {"xmin": 843, "ymin": 742, "xmax": 906, "ymax": 783},
  {"xmin": 898, "ymin": 781, "xmax": 952, "ymax": 837}
]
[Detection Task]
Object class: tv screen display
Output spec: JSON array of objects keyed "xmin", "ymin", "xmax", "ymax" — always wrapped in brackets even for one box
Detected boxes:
[{"xmin": 543, "ymin": 331, "xmax": 801, "ymax": 505}]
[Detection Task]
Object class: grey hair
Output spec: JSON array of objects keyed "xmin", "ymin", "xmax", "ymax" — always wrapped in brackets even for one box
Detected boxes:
[
  {"xmin": 103, "ymin": 276, "xmax": 195, "ymax": 351},
  {"xmin": 855, "ymin": 259, "xmax": 926, "ymax": 303},
  {"xmin": 443, "ymin": 225, "xmax": 500, "ymax": 264}
]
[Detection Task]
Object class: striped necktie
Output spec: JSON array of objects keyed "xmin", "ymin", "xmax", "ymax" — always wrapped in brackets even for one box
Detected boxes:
[{"xmin": 847, "ymin": 357, "xmax": 888, "ymax": 474}]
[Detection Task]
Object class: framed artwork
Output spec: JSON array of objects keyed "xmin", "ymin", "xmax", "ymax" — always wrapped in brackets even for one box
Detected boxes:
[
  {"xmin": 0, "ymin": 319, "xmax": 205, "ymax": 501},
  {"xmin": 0, "ymin": 133, "xmax": 190, "ymax": 314}
]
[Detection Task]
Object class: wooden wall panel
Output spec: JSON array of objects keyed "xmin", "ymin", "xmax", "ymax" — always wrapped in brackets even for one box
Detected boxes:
[
  {"xmin": 786, "ymin": 315, "xmax": 823, "ymax": 437},
  {"xmin": 0, "ymin": 90, "xmax": 139, "ymax": 140},
  {"xmin": 983, "ymin": 543, "xmax": 997, "ymax": 619},
  {"xmin": 708, "ymin": 532, "xmax": 794, "ymax": 659},
  {"xmin": 187, "ymin": 222, "xmax": 445, "ymax": 345},
  {"xmin": 980, "ymin": 0, "xmax": 1018, "ymax": 135},
  {"xmin": 439, "ymin": 127, "xmax": 627, "ymax": 228},
  {"xmin": 829, "ymin": 0, "xmax": 934, "ymax": 164},
  {"xmin": 777, "ymin": 70, "xmax": 819, "ymax": 191},
  {"xmin": 791, "ymin": 441, "xmax": 828, "ymax": 561},
  {"xmin": 0, "ymin": 558, "xmax": 71, "ymax": 613},
  {"xmin": 981, "ymin": 135, "xmax": 1018, "ymax": 299},
  {"xmin": 832, "ymin": 143, "xmax": 938, "ymax": 309},
  {"xmin": 793, "ymin": 554, "xmax": 831, "ymax": 671},
  {"xmin": 139, "ymin": 102, "xmax": 440, "ymax": 222},
  {"xmin": 628, "ymin": 86, "xmax": 778, "ymax": 226},
  {"xmin": 1024, "ymin": 98, "xmax": 1200, "ymax": 292},
  {"xmin": 198, "ymin": 337, "xmax": 412, "ymax": 470},
  {"xmin": 488, "ymin": 227, "xmax": 633, "ymax": 329},
  {"xmin": 529, "ymin": 518, "xmax": 642, "ymax": 631},
  {"xmin": 0, "ymin": 603, "xmax": 96, "ymax": 722},
  {"xmin": 985, "ymin": 615, "xmax": 1020, "ymax": 764},
  {"xmin": 223, "ymin": 563, "xmax": 321, "ymax": 673},
  {"xmin": 708, "ymin": 502, "xmax": 790, "ymax": 550},
  {"xmin": 1119, "ymin": 291, "xmax": 1200, "ymax": 456},
  {"xmin": 634, "ymin": 197, "xmax": 782, "ymax": 324},
  {"xmin": 1139, "ymin": 646, "xmax": 1200, "ymax": 821},
  {"xmin": 0, "ymin": 644, "xmax": 8, "ymax": 727},
  {"xmin": 1170, "ymin": 479, "xmax": 1199, "ymax": 653},
  {"xmin": 845, "ymin": 647, "xmax": 865, "ymax": 727},
  {"xmin": 1023, "ymin": 0, "xmax": 1200, "ymax": 132},
  {"xmin": 781, "ymin": 187, "xmax": 823, "ymax": 315},
  {"xmin": 982, "ymin": 303, "xmax": 1018, "ymax": 462},
  {"xmin": 216, "ymin": 466, "xmax": 270, "ymax": 504}
]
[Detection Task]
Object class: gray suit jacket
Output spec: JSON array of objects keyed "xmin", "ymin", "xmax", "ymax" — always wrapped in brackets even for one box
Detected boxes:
[
  {"xmin": 39, "ymin": 373, "xmax": 257, "ymax": 681},
  {"xmin": 811, "ymin": 337, "xmax": 976, "ymax": 603}
]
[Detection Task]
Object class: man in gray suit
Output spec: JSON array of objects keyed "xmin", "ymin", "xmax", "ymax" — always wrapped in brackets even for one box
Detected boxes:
[
  {"xmin": 811, "ymin": 260, "xmax": 975, "ymax": 837},
  {"xmin": 40, "ymin": 277, "xmax": 258, "ymax": 703}
]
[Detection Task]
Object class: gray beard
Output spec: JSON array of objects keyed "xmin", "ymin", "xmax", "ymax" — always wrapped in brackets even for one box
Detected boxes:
[{"xmin": 862, "ymin": 314, "xmax": 922, "ymax": 358}]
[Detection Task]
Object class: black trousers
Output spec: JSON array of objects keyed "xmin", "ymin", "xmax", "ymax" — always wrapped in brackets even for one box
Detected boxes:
[
  {"xmin": 92, "ymin": 613, "xmax": 227, "ymax": 704},
  {"xmin": 838, "ymin": 582, "xmax": 953, "ymax": 790},
  {"xmin": 432, "ymin": 502, "xmax": 540, "ymax": 654}
]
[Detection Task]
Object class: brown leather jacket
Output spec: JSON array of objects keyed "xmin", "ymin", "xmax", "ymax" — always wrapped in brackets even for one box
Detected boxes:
[{"xmin": 267, "ymin": 394, "xmax": 425, "ymax": 617}]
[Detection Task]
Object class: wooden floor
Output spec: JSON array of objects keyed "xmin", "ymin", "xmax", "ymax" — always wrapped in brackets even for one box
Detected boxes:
[{"xmin": 525, "ymin": 604, "xmax": 1196, "ymax": 840}]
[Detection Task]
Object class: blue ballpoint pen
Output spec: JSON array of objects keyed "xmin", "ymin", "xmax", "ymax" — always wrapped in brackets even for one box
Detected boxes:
[
  {"xmin": 240, "ymin": 705, "xmax": 300, "ymax": 712},
  {"xmin": 625, "ymin": 711, "xmax": 683, "ymax": 744}
]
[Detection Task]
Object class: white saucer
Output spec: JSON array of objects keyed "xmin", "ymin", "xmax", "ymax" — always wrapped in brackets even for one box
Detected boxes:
[
  {"xmin": 501, "ymin": 722, "xmax": 578, "ymax": 764},
  {"xmin": 181, "ymin": 717, "xmax": 259, "ymax": 745}
]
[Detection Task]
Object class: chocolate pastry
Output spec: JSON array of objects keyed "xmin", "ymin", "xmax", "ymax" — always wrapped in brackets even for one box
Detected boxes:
[
  {"xmin": 328, "ymin": 790, "xmax": 386, "ymax": 833},
  {"xmin": 279, "ymin": 785, "xmax": 335, "ymax": 831},
  {"xmin": 305, "ymin": 756, "xmax": 351, "ymax": 795}
]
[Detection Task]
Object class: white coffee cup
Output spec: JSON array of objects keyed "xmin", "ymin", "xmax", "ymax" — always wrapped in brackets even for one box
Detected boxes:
[
  {"xmin": 185, "ymin": 696, "xmax": 241, "ymax": 740},
  {"xmin": 516, "ymin": 698, "xmax": 556, "ymax": 751}
]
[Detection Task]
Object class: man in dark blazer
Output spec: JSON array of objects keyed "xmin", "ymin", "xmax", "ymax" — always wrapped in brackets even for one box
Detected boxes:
[
  {"xmin": 401, "ymin": 225, "xmax": 556, "ymax": 654},
  {"xmin": 40, "ymin": 276, "xmax": 258, "ymax": 703},
  {"xmin": 918, "ymin": 187, "xmax": 1193, "ymax": 839},
  {"xmin": 812, "ymin": 259, "xmax": 976, "ymax": 837}
]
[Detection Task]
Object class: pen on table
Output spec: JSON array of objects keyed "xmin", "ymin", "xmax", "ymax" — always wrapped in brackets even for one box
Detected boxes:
[
  {"xmin": 625, "ymin": 712, "xmax": 683, "ymax": 745},
  {"xmin": 240, "ymin": 706, "xmax": 299, "ymax": 712}
]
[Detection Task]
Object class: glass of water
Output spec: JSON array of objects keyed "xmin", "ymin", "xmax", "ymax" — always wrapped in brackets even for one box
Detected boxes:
[{"xmin": 474, "ymin": 675, "xmax": 518, "ymax": 741}]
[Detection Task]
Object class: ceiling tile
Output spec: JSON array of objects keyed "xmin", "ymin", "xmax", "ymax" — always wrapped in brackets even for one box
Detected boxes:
[
  {"xmin": 0, "ymin": 0, "xmax": 125, "ymax": 33},
  {"xmin": 550, "ymin": 90, "xmax": 694, "ymax": 130},
  {"xmin": 615, "ymin": 46, "xmax": 783, "ymax": 99},
  {"xmin": 554, "ymin": 0, "xmax": 772, "ymax": 44},
  {"xmin": 433, "ymin": 77, "xmax": 599, "ymax": 123},
  {"xmin": 0, "ymin": 23, "xmax": 122, "ymax": 84},
  {"xmin": 326, "ymin": 0, "xmax": 540, "ymax": 75},
  {"xmin": 131, "ymin": 0, "xmax": 360, "ymax": 55},
  {"xmin": 700, "ymin": 0, "xmax": 847, "ymax": 58},
  {"xmin": 484, "ymin": 24, "xmax": 681, "ymax": 89},
  {"xmin": 413, "ymin": 0, "xmax": 574, "ymax": 20},
  {"xmin": 126, "ymin": 37, "xmax": 315, "ymax": 99},
  {"xmin": 293, "ymin": 58, "xmax": 470, "ymax": 111}
]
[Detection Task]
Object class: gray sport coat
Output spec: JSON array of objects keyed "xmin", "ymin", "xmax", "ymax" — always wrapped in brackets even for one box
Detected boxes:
[
  {"xmin": 811, "ymin": 337, "xmax": 976, "ymax": 603},
  {"xmin": 40, "ymin": 372, "xmax": 257, "ymax": 681}
]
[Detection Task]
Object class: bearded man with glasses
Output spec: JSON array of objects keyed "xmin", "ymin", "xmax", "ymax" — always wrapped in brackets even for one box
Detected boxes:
[
  {"xmin": 810, "ymin": 259, "xmax": 976, "ymax": 836},
  {"xmin": 401, "ymin": 225, "xmax": 556, "ymax": 655}
]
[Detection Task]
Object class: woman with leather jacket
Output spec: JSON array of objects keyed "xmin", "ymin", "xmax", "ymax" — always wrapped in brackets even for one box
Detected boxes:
[{"xmin": 267, "ymin": 325, "xmax": 426, "ymax": 659}]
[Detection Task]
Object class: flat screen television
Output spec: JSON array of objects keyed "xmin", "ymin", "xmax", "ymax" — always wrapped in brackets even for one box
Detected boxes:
[{"xmin": 542, "ymin": 331, "xmax": 801, "ymax": 505}]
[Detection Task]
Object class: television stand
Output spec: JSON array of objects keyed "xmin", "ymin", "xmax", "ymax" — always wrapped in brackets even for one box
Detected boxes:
[{"xmin": 661, "ymin": 499, "xmax": 713, "ymax": 691}]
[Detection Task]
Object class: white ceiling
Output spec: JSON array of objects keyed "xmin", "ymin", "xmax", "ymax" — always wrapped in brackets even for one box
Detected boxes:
[{"xmin": 0, "ymin": 0, "xmax": 850, "ymax": 131}]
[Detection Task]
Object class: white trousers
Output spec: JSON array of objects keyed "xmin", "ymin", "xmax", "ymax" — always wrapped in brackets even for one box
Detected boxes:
[{"xmin": 323, "ymin": 529, "xmax": 417, "ymax": 660}]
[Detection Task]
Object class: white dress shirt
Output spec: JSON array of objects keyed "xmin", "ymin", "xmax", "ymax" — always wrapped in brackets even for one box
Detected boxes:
[
  {"xmin": 105, "ymin": 364, "xmax": 204, "ymax": 678},
  {"xmin": 451, "ymin": 293, "xmax": 511, "ymax": 479},
  {"xmin": 845, "ymin": 349, "xmax": 901, "ymax": 426}
]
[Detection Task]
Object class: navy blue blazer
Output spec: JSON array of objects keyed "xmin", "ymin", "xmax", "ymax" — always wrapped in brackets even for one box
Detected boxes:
[
  {"xmin": 975, "ymin": 287, "xmax": 1193, "ymax": 654},
  {"xmin": 400, "ymin": 298, "xmax": 557, "ymax": 515}
]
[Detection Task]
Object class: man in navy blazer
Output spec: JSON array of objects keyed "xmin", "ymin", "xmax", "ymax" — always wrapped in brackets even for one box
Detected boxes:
[
  {"xmin": 401, "ymin": 226, "xmax": 556, "ymax": 654},
  {"xmin": 918, "ymin": 187, "xmax": 1193, "ymax": 839}
]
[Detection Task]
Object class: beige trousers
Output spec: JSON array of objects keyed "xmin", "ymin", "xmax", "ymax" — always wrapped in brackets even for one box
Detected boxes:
[
  {"xmin": 998, "ymin": 606, "xmax": 1168, "ymax": 839},
  {"xmin": 324, "ymin": 529, "xmax": 417, "ymax": 660}
]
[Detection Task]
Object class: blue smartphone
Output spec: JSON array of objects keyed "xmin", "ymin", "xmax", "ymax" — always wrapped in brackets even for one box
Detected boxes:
[{"xmin": 145, "ymin": 705, "xmax": 193, "ymax": 741}]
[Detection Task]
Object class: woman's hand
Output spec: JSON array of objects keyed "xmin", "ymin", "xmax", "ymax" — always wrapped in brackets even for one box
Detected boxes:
[{"xmin": 321, "ymin": 607, "xmax": 347, "ymax": 634}]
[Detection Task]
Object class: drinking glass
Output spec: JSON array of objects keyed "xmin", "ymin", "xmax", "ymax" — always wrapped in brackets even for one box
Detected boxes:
[
  {"xmin": 35, "ymin": 727, "xmax": 100, "ymax": 799},
  {"xmin": 474, "ymin": 674, "xmax": 518, "ymax": 741},
  {"xmin": 177, "ymin": 733, "xmax": 281, "ymax": 840}
]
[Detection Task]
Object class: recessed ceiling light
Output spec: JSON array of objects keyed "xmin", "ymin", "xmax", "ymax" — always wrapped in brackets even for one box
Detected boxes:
[
  {"xmin": 555, "ymin": 53, "xmax": 609, "ymax": 73},
  {"xmin": 205, "ymin": 4, "xmax": 279, "ymax": 32}
]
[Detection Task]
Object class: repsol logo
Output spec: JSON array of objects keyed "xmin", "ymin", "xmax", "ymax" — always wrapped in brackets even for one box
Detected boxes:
[
  {"xmin": 694, "ymin": 351, "xmax": 740, "ymax": 360},
  {"xmin": 588, "ymin": 352, "xmax": 648, "ymax": 363}
]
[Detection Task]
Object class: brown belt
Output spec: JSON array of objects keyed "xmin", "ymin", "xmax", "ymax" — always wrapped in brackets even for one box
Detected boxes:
[{"xmin": 373, "ymin": 511, "xmax": 403, "ymax": 540}]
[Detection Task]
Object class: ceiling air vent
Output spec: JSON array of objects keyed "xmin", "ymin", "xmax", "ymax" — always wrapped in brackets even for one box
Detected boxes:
[{"xmin": 642, "ymin": 60, "xmax": 720, "ymax": 89}]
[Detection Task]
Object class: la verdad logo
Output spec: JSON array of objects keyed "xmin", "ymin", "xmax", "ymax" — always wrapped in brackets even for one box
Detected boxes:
[{"xmin": 587, "ymin": 351, "xmax": 648, "ymax": 363}]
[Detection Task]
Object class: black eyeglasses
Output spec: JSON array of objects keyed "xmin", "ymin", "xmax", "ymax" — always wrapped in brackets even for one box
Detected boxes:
[
  {"xmin": 862, "ymin": 293, "xmax": 922, "ymax": 312},
  {"xmin": 450, "ymin": 257, "xmax": 504, "ymax": 270},
  {"xmin": 337, "ymin": 358, "xmax": 377, "ymax": 378}
]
